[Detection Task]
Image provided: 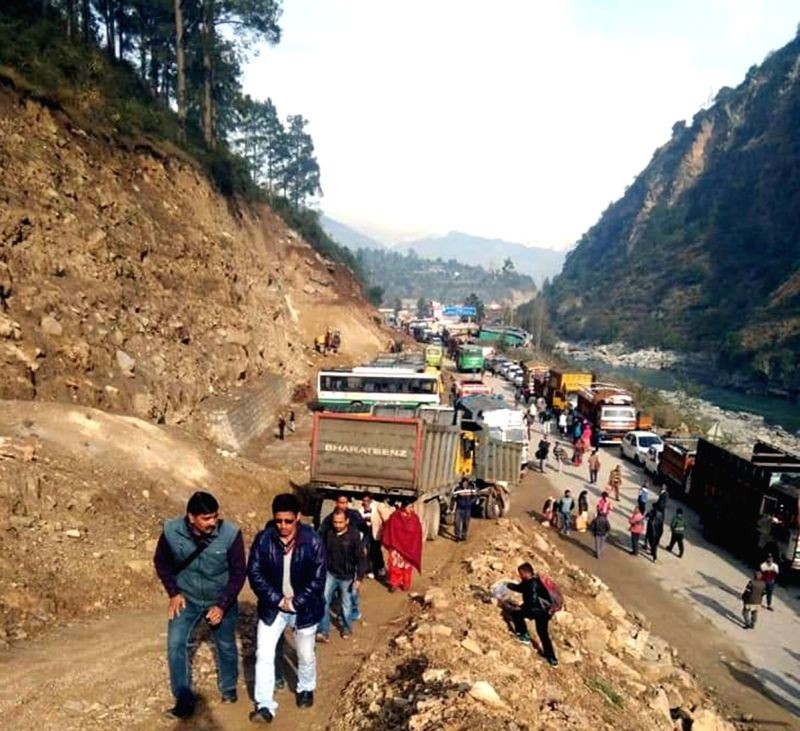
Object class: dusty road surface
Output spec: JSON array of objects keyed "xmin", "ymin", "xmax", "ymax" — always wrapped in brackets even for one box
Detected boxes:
[
  {"xmin": 0, "ymin": 512, "xmax": 481, "ymax": 731},
  {"xmin": 485, "ymin": 371, "xmax": 800, "ymax": 727}
]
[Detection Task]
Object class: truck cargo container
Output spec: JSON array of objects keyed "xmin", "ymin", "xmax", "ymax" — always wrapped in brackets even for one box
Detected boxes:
[
  {"xmin": 547, "ymin": 369, "xmax": 593, "ymax": 411},
  {"xmin": 691, "ymin": 439, "xmax": 800, "ymax": 573},
  {"xmin": 309, "ymin": 409, "xmax": 522, "ymax": 541},
  {"xmin": 656, "ymin": 439, "xmax": 698, "ymax": 495}
]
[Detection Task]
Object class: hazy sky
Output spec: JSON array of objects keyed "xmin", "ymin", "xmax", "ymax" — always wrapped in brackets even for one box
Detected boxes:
[{"xmin": 242, "ymin": 1, "xmax": 799, "ymax": 248}]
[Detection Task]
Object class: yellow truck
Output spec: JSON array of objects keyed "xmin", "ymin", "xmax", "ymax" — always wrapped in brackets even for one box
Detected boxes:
[
  {"xmin": 424, "ymin": 343, "xmax": 444, "ymax": 369},
  {"xmin": 547, "ymin": 369, "xmax": 593, "ymax": 410}
]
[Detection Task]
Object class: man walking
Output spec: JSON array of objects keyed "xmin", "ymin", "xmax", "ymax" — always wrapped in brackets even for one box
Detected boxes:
[
  {"xmin": 452, "ymin": 477, "xmax": 478, "ymax": 542},
  {"xmin": 247, "ymin": 493, "xmax": 326, "ymax": 723},
  {"xmin": 759, "ymin": 554, "xmax": 779, "ymax": 610},
  {"xmin": 587, "ymin": 449, "xmax": 601, "ymax": 484},
  {"xmin": 559, "ymin": 489, "xmax": 574, "ymax": 535},
  {"xmin": 507, "ymin": 562, "xmax": 559, "ymax": 667},
  {"xmin": 741, "ymin": 570, "xmax": 766, "ymax": 629},
  {"xmin": 317, "ymin": 509, "xmax": 367, "ymax": 641},
  {"xmin": 154, "ymin": 491, "xmax": 246, "ymax": 720},
  {"xmin": 358, "ymin": 494, "xmax": 386, "ymax": 578},
  {"xmin": 536, "ymin": 435, "xmax": 551, "ymax": 472},
  {"xmin": 591, "ymin": 512, "xmax": 611, "ymax": 559},
  {"xmin": 645, "ymin": 507, "xmax": 665, "ymax": 562},
  {"xmin": 667, "ymin": 508, "xmax": 686, "ymax": 557}
]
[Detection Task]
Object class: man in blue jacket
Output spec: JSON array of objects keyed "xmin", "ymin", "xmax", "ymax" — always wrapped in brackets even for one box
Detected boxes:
[
  {"xmin": 247, "ymin": 493, "xmax": 326, "ymax": 723},
  {"xmin": 153, "ymin": 490, "xmax": 246, "ymax": 720}
]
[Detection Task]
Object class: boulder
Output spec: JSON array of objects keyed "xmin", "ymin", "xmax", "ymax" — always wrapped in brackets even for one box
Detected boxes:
[
  {"xmin": 651, "ymin": 687, "xmax": 672, "ymax": 722},
  {"xmin": 594, "ymin": 590, "xmax": 627, "ymax": 620},
  {"xmin": 468, "ymin": 681, "xmax": 504, "ymax": 708},
  {"xmin": 460, "ymin": 638, "xmax": 483, "ymax": 655},
  {"xmin": 691, "ymin": 709, "xmax": 737, "ymax": 731},
  {"xmin": 115, "ymin": 348, "xmax": 135, "ymax": 375},
  {"xmin": 40, "ymin": 315, "xmax": 63, "ymax": 337}
]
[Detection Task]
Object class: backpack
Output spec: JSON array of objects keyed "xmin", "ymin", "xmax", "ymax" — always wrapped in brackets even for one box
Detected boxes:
[{"xmin": 537, "ymin": 575, "xmax": 564, "ymax": 615}]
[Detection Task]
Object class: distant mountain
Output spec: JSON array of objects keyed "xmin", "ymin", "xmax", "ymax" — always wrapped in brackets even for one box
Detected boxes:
[
  {"xmin": 354, "ymin": 247, "xmax": 537, "ymax": 307},
  {"xmin": 546, "ymin": 33, "xmax": 800, "ymax": 390},
  {"xmin": 321, "ymin": 215, "xmax": 387, "ymax": 250},
  {"xmin": 400, "ymin": 232, "xmax": 565, "ymax": 285}
]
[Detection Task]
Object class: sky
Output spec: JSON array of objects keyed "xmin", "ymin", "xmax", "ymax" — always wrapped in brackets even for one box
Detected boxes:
[{"xmin": 242, "ymin": 1, "xmax": 799, "ymax": 249}]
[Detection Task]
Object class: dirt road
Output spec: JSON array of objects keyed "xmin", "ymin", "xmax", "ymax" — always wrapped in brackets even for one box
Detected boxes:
[
  {"xmin": 485, "ymin": 371, "xmax": 800, "ymax": 727},
  {"xmin": 0, "ymin": 512, "xmax": 480, "ymax": 730}
]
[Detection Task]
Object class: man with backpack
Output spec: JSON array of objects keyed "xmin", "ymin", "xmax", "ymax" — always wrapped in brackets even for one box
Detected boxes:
[
  {"xmin": 153, "ymin": 491, "xmax": 246, "ymax": 720},
  {"xmin": 506, "ymin": 562, "xmax": 560, "ymax": 667}
]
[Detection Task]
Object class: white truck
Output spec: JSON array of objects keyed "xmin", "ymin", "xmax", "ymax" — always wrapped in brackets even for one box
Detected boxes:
[{"xmin": 459, "ymin": 395, "xmax": 529, "ymax": 469}]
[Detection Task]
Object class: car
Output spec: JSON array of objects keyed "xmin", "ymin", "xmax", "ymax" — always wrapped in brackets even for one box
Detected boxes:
[
  {"xmin": 491, "ymin": 358, "xmax": 508, "ymax": 375},
  {"xmin": 621, "ymin": 431, "xmax": 664, "ymax": 466},
  {"xmin": 512, "ymin": 373, "xmax": 524, "ymax": 388},
  {"xmin": 499, "ymin": 362, "xmax": 516, "ymax": 378},
  {"xmin": 644, "ymin": 445, "xmax": 660, "ymax": 476}
]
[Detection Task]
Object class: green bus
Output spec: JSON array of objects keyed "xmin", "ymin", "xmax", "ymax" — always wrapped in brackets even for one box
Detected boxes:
[{"xmin": 457, "ymin": 345, "xmax": 485, "ymax": 373}]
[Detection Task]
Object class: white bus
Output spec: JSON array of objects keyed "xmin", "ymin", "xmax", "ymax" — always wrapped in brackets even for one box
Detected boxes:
[{"xmin": 316, "ymin": 368, "xmax": 442, "ymax": 410}]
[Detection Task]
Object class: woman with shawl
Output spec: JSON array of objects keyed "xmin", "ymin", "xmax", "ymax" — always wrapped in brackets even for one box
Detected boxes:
[{"xmin": 381, "ymin": 503, "xmax": 423, "ymax": 592}]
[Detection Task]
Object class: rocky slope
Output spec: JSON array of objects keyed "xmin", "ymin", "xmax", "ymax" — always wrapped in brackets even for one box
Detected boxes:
[
  {"xmin": 333, "ymin": 517, "xmax": 737, "ymax": 731},
  {"xmin": 545, "ymin": 33, "xmax": 800, "ymax": 391},
  {"xmin": 0, "ymin": 77, "xmax": 387, "ymax": 428}
]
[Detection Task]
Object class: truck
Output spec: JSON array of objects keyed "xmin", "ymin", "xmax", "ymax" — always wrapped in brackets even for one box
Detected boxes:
[
  {"xmin": 656, "ymin": 438, "xmax": 698, "ymax": 495},
  {"xmin": 576, "ymin": 383, "xmax": 636, "ymax": 444},
  {"xmin": 547, "ymin": 369, "xmax": 593, "ymax": 411},
  {"xmin": 691, "ymin": 439, "xmax": 800, "ymax": 573},
  {"xmin": 458, "ymin": 394, "xmax": 529, "ymax": 468},
  {"xmin": 521, "ymin": 361, "xmax": 549, "ymax": 401},
  {"xmin": 308, "ymin": 408, "xmax": 522, "ymax": 541}
]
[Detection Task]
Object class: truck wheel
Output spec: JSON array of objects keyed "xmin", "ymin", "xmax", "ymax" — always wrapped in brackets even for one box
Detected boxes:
[{"xmin": 483, "ymin": 493, "xmax": 502, "ymax": 520}]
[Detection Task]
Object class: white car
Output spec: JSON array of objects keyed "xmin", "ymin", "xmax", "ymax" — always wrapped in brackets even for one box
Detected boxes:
[{"xmin": 621, "ymin": 431, "xmax": 664, "ymax": 466}]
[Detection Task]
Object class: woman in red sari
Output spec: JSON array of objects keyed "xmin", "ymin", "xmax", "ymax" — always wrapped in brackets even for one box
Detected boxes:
[{"xmin": 381, "ymin": 504, "xmax": 423, "ymax": 592}]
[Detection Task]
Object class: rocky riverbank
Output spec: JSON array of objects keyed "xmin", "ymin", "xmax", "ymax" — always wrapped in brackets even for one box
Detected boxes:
[
  {"xmin": 554, "ymin": 341, "xmax": 712, "ymax": 371},
  {"xmin": 658, "ymin": 390, "xmax": 800, "ymax": 455}
]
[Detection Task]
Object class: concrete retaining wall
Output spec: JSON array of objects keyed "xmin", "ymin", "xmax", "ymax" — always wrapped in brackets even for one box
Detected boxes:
[{"xmin": 200, "ymin": 373, "xmax": 290, "ymax": 451}]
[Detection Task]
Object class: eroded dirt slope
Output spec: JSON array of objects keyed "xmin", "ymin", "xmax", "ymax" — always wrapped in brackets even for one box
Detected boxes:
[{"xmin": 0, "ymin": 80, "xmax": 386, "ymax": 426}]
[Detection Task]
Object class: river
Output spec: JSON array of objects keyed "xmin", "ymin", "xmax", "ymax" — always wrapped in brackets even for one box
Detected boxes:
[{"xmin": 580, "ymin": 360, "xmax": 800, "ymax": 435}]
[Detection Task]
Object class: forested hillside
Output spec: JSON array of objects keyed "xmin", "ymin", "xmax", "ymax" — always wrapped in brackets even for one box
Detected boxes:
[
  {"xmin": 355, "ymin": 248, "xmax": 537, "ymax": 307},
  {"xmin": 546, "ymin": 32, "xmax": 800, "ymax": 389}
]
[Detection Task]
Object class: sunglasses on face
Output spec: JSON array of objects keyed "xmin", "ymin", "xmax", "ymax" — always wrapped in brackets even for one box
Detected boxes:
[{"xmin": 274, "ymin": 518, "xmax": 296, "ymax": 525}]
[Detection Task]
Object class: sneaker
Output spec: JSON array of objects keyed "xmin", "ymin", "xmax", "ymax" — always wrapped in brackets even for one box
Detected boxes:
[
  {"xmin": 351, "ymin": 611, "xmax": 363, "ymax": 622},
  {"xmin": 275, "ymin": 677, "xmax": 286, "ymax": 691},
  {"xmin": 548, "ymin": 658, "xmax": 559, "ymax": 667},
  {"xmin": 515, "ymin": 633, "xmax": 532, "ymax": 644},
  {"xmin": 249, "ymin": 707, "xmax": 274, "ymax": 724},
  {"xmin": 221, "ymin": 691, "xmax": 238, "ymax": 703},
  {"xmin": 341, "ymin": 629, "xmax": 353, "ymax": 639},
  {"xmin": 367, "ymin": 572, "xmax": 375, "ymax": 580},
  {"xmin": 296, "ymin": 690, "xmax": 314, "ymax": 708},
  {"xmin": 315, "ymin": 632, "xmax": 329, "ymax": 643},
  {"xmin": 166, "ymin": 700, "xmax": 195, "ymax": 719}
]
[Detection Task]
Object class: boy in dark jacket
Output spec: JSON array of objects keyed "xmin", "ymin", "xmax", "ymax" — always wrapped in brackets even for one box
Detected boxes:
[
  {"xmin": 507, "ymin": 563, "xmax": 558, "ymax": 667},
  {"xmin": 667, "ymin": 508, "xmax": 686, "ymax": 557},
  {"xmin": 247, "ymin": 493, "xmax": 326, "ymax": 723}
]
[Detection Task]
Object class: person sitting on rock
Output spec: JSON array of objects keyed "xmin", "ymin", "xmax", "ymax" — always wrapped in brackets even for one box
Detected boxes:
[{"xmin": 506, "ymin": 562, "xmax": 558, "ymax": 667}]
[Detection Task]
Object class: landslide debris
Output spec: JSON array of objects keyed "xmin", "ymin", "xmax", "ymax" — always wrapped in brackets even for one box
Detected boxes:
[
  {"xmin": 0, "ymin": 81, "xmax": 387, "ymax": 427},
  {"xmin": 333, "ymin": 518, "xmax": 736, "ymax": 731}
]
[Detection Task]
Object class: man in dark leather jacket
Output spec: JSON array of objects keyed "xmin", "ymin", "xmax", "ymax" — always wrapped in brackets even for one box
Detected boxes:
[{"xmin": 247, "ymin": 493, "xmax": 326, "ymax": 723}]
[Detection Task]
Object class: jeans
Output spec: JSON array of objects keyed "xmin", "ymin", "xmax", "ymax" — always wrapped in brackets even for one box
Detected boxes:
[
  {"xmin": 594, "ymin": 533, "xmax": 607, "ymax": 558},
  {"xmin": 167, "ymin": 600, "xmax": 238, "ymax": 703},
  {"xmin": 455, "ymin": 508, "xmax": 471, "ymax": 540},
  {"xmin": 318, "ymin": 573, "xmax": 354, "ymax": 636},
  {"xmin": 255, "ymin": 612, "xmax": 317, "ymax": 715},
  {"xmin": 350, "ymin": 584, "xmax": 361, "ymax": 621},
  {"xmin": 765, "ymin": 581, "xmax": 775, "ymax": 608},
  {"xmin": 589, "ymin": 468, "xmax": 598, "ymax": 484},
  {"xmin": 631, "ymin": 533, "xmax": 641, "ymax": 555},
  {"xmin": 560, "ymin": 512, "xmax": 571, "ymax": 534}
]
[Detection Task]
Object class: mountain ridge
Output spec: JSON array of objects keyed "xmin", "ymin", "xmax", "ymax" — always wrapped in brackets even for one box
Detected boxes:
[{"xmin": 545, "ymin": 33, "xmax": 800, "ymax": 389}]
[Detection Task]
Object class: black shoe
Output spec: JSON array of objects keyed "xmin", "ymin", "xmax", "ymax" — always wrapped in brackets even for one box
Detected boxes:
[
  {"xmin": 166, "ymin": 700, "xmax": 195, "ymax": 719},
  {"xmin": 249, "ymin": 707, "xmax": 274, "ymax": 724},
  {"xmin": 296, "ymin": 690, "xmax": 314, "ymax": 708},
  {"xmin": 221, "ymin": 691, "xmax": 238, "ymax": 703}
]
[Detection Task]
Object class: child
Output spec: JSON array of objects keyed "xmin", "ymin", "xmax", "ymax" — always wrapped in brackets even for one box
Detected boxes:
[{"xmin": 506, "ymin": 563, "xmax": 559, "ymax": 667}]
